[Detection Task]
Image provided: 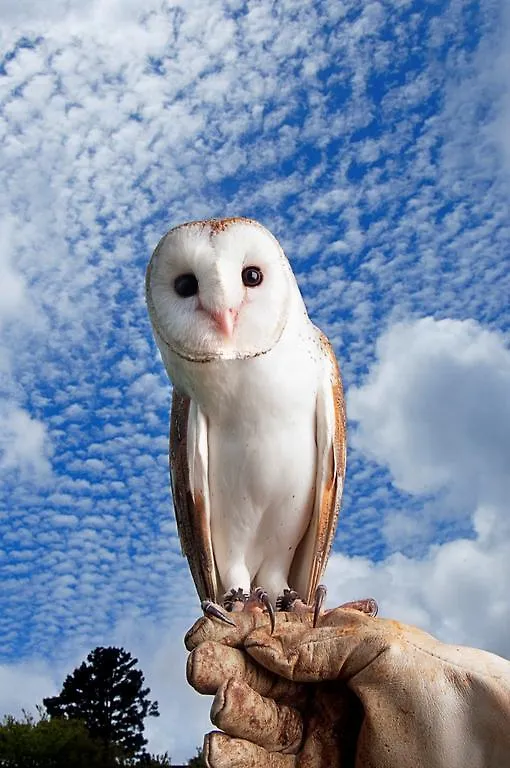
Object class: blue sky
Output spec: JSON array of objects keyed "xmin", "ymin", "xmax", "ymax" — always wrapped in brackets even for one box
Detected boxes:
[{"xmin": 1, "ymin": 0, "xmax": 509, "ymax": 760}]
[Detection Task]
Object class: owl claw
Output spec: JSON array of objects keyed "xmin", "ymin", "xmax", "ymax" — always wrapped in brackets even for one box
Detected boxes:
[
  {"xmin": 313, "ymin": 584, "xmax": 327, "ymax": 628},
  {"xmin": 254, "ymin": 587, "xmax": 276, "ymax": 635},
  {"xmin": 201, "ymin": 599, "xmax": 237, "ymax": 627}
]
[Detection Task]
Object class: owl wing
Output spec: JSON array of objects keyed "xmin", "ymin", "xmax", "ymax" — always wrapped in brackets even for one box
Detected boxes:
[
  {"xmin": 288, "ymin": 332, "xmax": 346, "ymax": 604},
  {"xmin": 169, "ymin": 390, "xmax": 219, "ymax": 603}
]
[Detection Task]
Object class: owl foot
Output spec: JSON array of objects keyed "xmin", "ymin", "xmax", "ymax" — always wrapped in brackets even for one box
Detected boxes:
[
  {"xmin": 276, "ymin": 587, "xmax": 378, "ymax": 628},
  {"xmin": 222, "ymin": 587, "xmax": 249, "ymax": 612},
  {"xmin": 201, "ymin": 599, "xmax": 237, "ymax": 627},
  {"xmin": 276, "ymin": 585, "xmax": 327, "ymax": 627},
  {"xmin": 276, "ymin": 589, "xmax": 301, "ymax": 612},
  {"xmin": 219, "ymin": 587, "xmax": 276, "ymax": 634}
]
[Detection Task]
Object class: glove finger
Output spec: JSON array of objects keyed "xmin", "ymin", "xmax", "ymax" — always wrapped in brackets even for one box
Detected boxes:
[
  {"xmin": 211, "ymin": 678, "xmax": 303, "ymax": 754},
  {"xmin": 320, "ymin": 606, "xmax": 419, "ymax": 641},
  {"xmin": 245, "ymin": 622, "xmax": 385, "ymax": 682},
  {"xmin": 204, "ymin": 731, "xmax": 295, "ymax": 768},
  {"xmin": 185, "ymin": 611, "xmax": 306, "ymax": 651},
  {"xmin": 205, "ymin": 719, "xmax": 347, "ymax": 768},
  {"xmin": 187, "ymin": 641, "xmax": 308, "ymax": 707},
  {"xmin": 321, "ymin": 604, "xmax": 378, "ymax": 627}
]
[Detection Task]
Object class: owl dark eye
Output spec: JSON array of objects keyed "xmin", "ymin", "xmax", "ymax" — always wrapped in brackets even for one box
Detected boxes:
[
  {"xmin": 242, "ymin": 266, "xmax": 263, "ymax": 287},
  {"xmin": 174, "ymin": 273, "xmax": 198, "ymax": 297}
]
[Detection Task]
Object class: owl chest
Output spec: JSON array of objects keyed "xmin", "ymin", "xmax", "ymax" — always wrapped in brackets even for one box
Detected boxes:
[
  {"xmin": 207, "ymin": 417, "xmax": 316, "ymax": 555},
  {"xmin": 205, "ymin": 354, "xmax": 318, "ymax": 525}
]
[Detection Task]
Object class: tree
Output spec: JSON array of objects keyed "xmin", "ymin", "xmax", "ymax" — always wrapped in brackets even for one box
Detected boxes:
[
  {"xmin": 43, "ymin": 646, "xmax": 159, "ymax": 762},
  {"xmin": 0, "ymin": 708, "xmax": 106, "ymax": 767}
]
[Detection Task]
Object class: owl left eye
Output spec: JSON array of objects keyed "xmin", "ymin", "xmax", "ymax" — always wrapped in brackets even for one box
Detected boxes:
[
  {"xmin": 242, "ymin": 266, "xmax": 263, "ymax": 287},
  {"xmin": 174, "ymin": 273, "xmax": 199, "ymax": 297}
]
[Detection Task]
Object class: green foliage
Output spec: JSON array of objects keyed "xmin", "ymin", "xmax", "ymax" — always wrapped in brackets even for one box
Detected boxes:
[
  {"xmin": 0, "ymin": 708, "xmax": 106, "ymax": 767},
  {"xmin": 0, "ymin": 709, "xmax": 172, "ymax": 767},
  {"xmin": 134, "ymin": 751, "xmax": 172, "ymax": 766},
  {"xmin": 43, "ymin": 646, "xmax": 159, "ymax": 761},
  {"xmin": 187, "ymin": 746, "xmax": 206, "ymax": 767}
]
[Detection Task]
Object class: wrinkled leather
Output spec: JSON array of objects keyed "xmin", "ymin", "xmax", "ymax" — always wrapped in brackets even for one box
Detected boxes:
[{"xmin": 186, "ymin": 608, "xmax": 510, "ymax": 768}]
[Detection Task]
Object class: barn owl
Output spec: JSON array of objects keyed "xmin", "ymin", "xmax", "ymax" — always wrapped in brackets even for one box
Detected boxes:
[{"xmin": 146, "ymin": 217, "xmax": 376, "ymax": 630}]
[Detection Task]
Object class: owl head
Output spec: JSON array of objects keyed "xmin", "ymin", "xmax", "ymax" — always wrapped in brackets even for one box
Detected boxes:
[{"xmin": 146, "ymin": 217, "xmax": 301, "ymax": 363}]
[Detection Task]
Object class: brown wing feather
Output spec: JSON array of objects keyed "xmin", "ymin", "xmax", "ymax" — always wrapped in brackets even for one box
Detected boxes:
[
  {"xmin": 169, "ymin": 390, "xmax": 218, "ymax": 602},
  {"xmin": 289, "ymin": 332, "xmax": 346, "ymax": 604}
]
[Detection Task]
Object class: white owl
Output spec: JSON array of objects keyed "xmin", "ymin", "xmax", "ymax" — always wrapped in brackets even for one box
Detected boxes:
[{"xmin": 146, "ymin": 218, "xmax": 376, "ymax": 628}]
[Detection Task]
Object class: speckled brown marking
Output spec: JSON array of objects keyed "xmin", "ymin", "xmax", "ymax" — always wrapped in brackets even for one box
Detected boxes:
[
  {"xmin": 205, "ymin": 217, "xmax": 257, "ymax": 235},
  {"xmin": 161, "ymin": 216, "xmax": 259, "ymax": 240},
  {"xmin": 169, "ymin": 390, "xmax": 219, "ymax": 601}
]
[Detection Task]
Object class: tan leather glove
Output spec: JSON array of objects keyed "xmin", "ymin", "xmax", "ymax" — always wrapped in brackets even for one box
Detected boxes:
[{"xmin": 185, "ymin": 608, "xmax": 510, "ymax": 768}]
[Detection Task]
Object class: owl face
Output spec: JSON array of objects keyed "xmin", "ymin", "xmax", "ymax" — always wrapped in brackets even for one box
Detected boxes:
[{"xmin": 146, "ymin": 218, "xmax": 296, "ymax": 362}]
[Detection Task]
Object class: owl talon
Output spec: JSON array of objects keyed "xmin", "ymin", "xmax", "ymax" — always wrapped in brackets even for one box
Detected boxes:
[
  {"xmin": 253, "ymin": 587, "xmax": 276, "ymax": 635},
  {"xmin": 313, "ymin": 584, "xmax": 327, "ymax": 628},
  {"xmin": 201, "ymin": 599, "xmax": 237, "ymax": 627}
]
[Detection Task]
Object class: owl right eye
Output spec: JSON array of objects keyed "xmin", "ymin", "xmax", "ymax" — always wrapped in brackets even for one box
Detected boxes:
[{"xmin": 174, "ymin": 273, "xmax": 199, "ymax": 297}]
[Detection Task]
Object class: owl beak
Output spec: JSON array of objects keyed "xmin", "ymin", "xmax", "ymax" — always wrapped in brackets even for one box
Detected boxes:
[{"xmin": 209, "ymin": 308, "xmax": 238, "ymax": 338}]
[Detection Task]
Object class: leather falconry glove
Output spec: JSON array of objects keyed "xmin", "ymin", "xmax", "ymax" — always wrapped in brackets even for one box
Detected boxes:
[{"xmin": 185, "ymin": 608, "xmax": 510, "ymax": 768}]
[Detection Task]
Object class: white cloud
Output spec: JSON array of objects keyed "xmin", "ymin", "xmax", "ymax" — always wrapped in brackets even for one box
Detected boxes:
[
  {"xmin": 0, "ymin": 239, "xmax": 27, "ymax": 325},
  {"xmin": 0, "ymin": 407, "xmax": 52, "ymax": 477},
  {"xmin": 0, "ymin": 661, "xmax": 58, "ymax": 720},
  {"xmin": 348, "ymin": 317, "xmax": 510, "ymax": 506}
]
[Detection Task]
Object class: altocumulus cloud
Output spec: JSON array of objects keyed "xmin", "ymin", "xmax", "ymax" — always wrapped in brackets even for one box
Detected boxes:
[{"xmin": 0, "ymin": 408, "xmax": 52, "ymax": 477}]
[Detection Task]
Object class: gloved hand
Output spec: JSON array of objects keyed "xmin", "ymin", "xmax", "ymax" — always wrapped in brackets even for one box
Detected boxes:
[{"xmin": 185, "ymin": 608, "xmax": 510, "ymax": 768}]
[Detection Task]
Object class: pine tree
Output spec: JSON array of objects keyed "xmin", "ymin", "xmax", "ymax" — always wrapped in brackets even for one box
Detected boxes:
[{"xmin": 43, "ymin": 646, "xmax": 159, "ymax": 762}]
